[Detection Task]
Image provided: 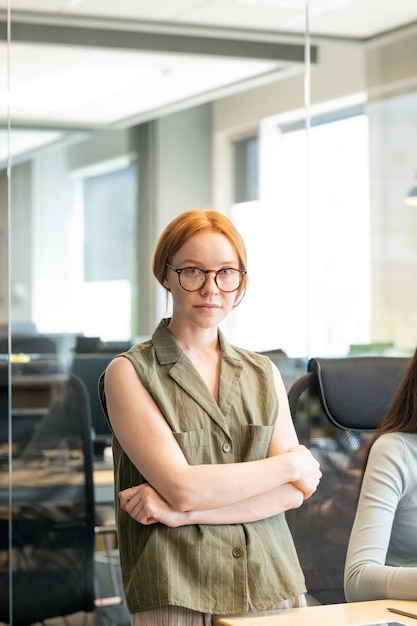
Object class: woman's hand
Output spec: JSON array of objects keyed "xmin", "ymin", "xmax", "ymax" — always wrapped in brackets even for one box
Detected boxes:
[
  {"xmin": 288, "ymin": 444, "xmax": 322, "ymax": 499},
  {"xmin": 119, "ymin": 483, "xmax": 184, "ymax": 527}
]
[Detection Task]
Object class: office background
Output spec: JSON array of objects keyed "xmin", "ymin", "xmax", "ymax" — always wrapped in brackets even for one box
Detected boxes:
[
  {"xmin": 1, "ymin": 1, "xmax": 417, "ymax": 360},
  {"xmin": 1, "ymin": 2, "xmax": 417, "ymax": 621}
]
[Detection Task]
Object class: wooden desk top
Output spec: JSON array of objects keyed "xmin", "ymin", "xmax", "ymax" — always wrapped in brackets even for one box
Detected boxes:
[
  {"xmin": 0, "ymin": 463, "xmax": 114, "ymax": 505},
  {"xmin": 214, "ymin": 599, "xmax": 417, "ymax": 626},
  {"xmin": 93, "ymin": 467, "xmax": 114, "ymax": 485}
]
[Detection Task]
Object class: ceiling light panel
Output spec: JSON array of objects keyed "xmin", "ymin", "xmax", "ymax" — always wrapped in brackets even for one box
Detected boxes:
[{"xmin": 0, "ymin": 40, "xmax": 280, "ymax": 126}]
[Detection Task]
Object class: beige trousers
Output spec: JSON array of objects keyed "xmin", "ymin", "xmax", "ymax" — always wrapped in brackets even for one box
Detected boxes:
[{"xmin": 131, "ymin": 594, "xmax": 307, "ymax": 626}]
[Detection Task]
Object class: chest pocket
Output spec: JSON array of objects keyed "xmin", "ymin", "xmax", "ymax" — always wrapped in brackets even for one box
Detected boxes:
[
  {"xmin": 240, "ymin": 425, "xmax": 274, "ymax": 461},
  {"xmin": 173, "ymin": 428, "xmax": 211, "ymax": 465}
]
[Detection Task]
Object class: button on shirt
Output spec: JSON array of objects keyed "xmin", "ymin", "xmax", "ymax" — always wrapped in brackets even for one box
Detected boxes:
[{"xmin": 233, "ymin": 546, "xmax": 245, "ymax": 558}]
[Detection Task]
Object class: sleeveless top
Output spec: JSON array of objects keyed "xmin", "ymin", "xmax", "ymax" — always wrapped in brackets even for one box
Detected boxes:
[{"xmin": 99, "ymin": 318, "xmax": 306, "ymax": 615}]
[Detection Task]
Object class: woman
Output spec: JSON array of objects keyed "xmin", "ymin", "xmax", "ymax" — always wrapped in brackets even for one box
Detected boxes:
[
  {"xmin": 344, "ymin": 348, "xmax": 417, "ymax": 602},
  {"xmin": 99, "ymin": 208, "xmax": 321, "ymax": 625}
]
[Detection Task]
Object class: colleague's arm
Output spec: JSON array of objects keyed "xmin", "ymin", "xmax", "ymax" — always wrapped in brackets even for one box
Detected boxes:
[
  {"xmin": 344, "ymin": 434, "xmax": 417, "ymax": 602},
  {"xmin": 105, "ymin": 356, "xmax": 321, "ymax": 515}
]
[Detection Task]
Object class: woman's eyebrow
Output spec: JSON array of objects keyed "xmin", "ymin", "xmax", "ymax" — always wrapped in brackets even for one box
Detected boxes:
[{"xmin": 175, "ymin": 259, "xmax": 238, "ymax": 267}]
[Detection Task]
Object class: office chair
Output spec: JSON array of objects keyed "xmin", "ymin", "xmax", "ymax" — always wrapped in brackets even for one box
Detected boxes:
[
  {"xmin": 0, "ymin": 373, "xmax": 124, "ymax": 626},
  {"xmin": 70, "ymin": 354, "xmax": 116, "ymax": 458},
  {"xmin": 258, "ymin": 348, "xmax": 306, "ymax": 392},
  {"xmin": 286, "ymin": 356, "xmax": 411, "ymax": 605}
]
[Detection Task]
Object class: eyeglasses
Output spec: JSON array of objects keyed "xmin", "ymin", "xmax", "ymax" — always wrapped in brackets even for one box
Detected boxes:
[{"xmin": 166, "ymin": 263, "xmax": 247, "ymax": 293}]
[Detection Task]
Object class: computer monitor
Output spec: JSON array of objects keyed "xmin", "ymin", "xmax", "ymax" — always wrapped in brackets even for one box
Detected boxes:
[{"xmin": 74, "ymin": 336, "xmax": 101, "ymax": 353}]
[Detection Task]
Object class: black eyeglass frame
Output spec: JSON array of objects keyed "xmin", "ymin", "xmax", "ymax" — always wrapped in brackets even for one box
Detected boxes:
[{"xmin": 166, "ymin": 263, "xmax": 247, "ymax": 293}]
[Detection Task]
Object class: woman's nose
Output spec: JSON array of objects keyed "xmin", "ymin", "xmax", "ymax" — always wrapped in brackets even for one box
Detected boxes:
[{"xmin": 201, "ymin": 270, "xmax": 219, "ymax": 293}]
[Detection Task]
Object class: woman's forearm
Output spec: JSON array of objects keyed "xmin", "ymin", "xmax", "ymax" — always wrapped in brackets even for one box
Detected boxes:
[
  {"xmin": 164, "ymin": 446, "xmax": 320, "ymax": 512},
  {"xmin": 120, "ymin": 482, "xmax": 305, "ymax": 528},
  {"xmin": 181, "ymin": 483, "xmax": 304, "ymax": 526}
]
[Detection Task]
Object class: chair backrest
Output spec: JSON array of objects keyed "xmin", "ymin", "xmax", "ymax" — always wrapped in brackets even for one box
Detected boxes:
[
  {"xmin": 0, "ymin": 374, "xmax": 96, "ymax": 626},
  {"xmin": 286, "ymin": 355, "xmax": 410, "ymax": 605},
  {"xmin": 70, "ymin": 354, "xmax": 116, "ymax": 456},
  {"xmin": 258, "ymin": 349, "xmax": 306, "ymax": 392}
]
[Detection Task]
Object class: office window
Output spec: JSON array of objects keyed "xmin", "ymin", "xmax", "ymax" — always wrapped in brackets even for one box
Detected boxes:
[
  {"xmin": 81, "ymin": 162, "xmax": 138, "ymax": 340},
  {"xmin": 280, "ymin": 107, "xmax": 371, "ymax": 357},
  {"xmin": 228, "ymin": 104, "xmax": 371, "ymax": 358},
  {"xmin": 233, "ymin": 135, "xmax": 259, "ymax": 203},
  {"xmin": 84, "ymin": 163, "xmax": 137, "ymax": 282}
]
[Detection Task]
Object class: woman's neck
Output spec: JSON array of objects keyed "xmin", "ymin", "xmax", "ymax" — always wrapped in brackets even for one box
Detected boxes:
[
  {"xmin": 167, "ymin": 320, "xmax": 221, "ymax": 400},
  {"xmin": 167, "ymin": 319, "xmax": 219, "ymax": 356}
]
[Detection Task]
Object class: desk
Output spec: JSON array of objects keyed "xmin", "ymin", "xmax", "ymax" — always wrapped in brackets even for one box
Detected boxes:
[
  {"xmin": 0, "ymin": 464, "xmax": 114, "ymax": 506},
  {"xmin": 214, "ymin": 600, "xmax": 417, "ymax": 626},
  {"xmin": 6, "ymin": 373, "xmax": 69, "ymax": 409}
]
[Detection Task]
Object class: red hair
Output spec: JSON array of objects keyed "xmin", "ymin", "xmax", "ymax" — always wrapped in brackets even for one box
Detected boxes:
[{"xmin": 152, "ymin": 209, "xmax": 248, "ymax": 306}]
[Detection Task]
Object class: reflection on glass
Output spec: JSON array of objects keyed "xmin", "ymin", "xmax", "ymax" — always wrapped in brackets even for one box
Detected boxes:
[
  {"xmin": 3, "ymin": 3, "xmax": 417, "ymax": 622},
  {"xmin": 0, "ymin": 374, "xmax": 96, "ymax": 624}
]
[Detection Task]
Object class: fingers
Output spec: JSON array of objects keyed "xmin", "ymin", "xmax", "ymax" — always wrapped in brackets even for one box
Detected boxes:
[
  {"xmin": 118, "ymin": 483, "xmax": 159, "ymax": 524},
  {"xmin": 118, "ymin": 483, "xmax": 143, "ymax": 512},
  {"xmin": 301, "ymin": 465, "xmax": 322, "ymax": 499},
  {"xmin": 289, "ymin": 447, "xmax": 322, "ymax": 499}
]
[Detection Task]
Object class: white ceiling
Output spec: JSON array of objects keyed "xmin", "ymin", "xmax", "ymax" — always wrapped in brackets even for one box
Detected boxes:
[
  {"xmin": 1, "ymin": 0, "xmax": 417, "ymax": 135},
  {"xmin": 3, "ymin": 0, "xmax": 417, "ymax": 39}
]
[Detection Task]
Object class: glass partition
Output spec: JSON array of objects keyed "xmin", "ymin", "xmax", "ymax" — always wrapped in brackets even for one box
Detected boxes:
[{"xmin": 2, "ymin": 1, "xmax": 417, "ymax": 621}]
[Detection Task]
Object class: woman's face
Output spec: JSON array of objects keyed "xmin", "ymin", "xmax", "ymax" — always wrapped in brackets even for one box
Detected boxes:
[{"xmin": 164, "ymin": 230, "xmax": 241, "ymax": 331}]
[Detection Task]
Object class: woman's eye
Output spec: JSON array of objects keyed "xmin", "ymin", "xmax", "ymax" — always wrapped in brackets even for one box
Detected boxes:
[
  {"xmin": 218, "ymin": 268, "xmax": 232, "ymax": 276},
  {"xmin": 185, "ymin": 267, "xmax": 200, "ymax": 276}
]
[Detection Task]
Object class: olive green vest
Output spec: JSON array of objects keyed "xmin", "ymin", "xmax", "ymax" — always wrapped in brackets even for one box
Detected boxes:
[{"xmin": 99, "ymin": 319, "xmax": 306, "ymax": 615}]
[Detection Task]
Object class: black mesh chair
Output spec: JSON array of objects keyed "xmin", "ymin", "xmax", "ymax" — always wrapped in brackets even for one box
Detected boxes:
[
  {"xmin": 0, "ymin": 374, "xmax": 123, "ymax": 626},
  {"xmin": 286, "ymin": 356, "xmax": 411, "ymax": 605},
  {"xmin": 70, "ymin": 355, "xmax": 116, "ymax": 458}
]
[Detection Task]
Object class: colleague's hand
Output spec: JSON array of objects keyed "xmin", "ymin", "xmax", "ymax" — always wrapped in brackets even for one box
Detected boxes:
[
  {"xmin": 119, "ymin": 483, "xmax": 183, "ymax": 527},
  {"xmin": 288, "ymin": 444, "xmax": 322, "ymax": 499}
]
